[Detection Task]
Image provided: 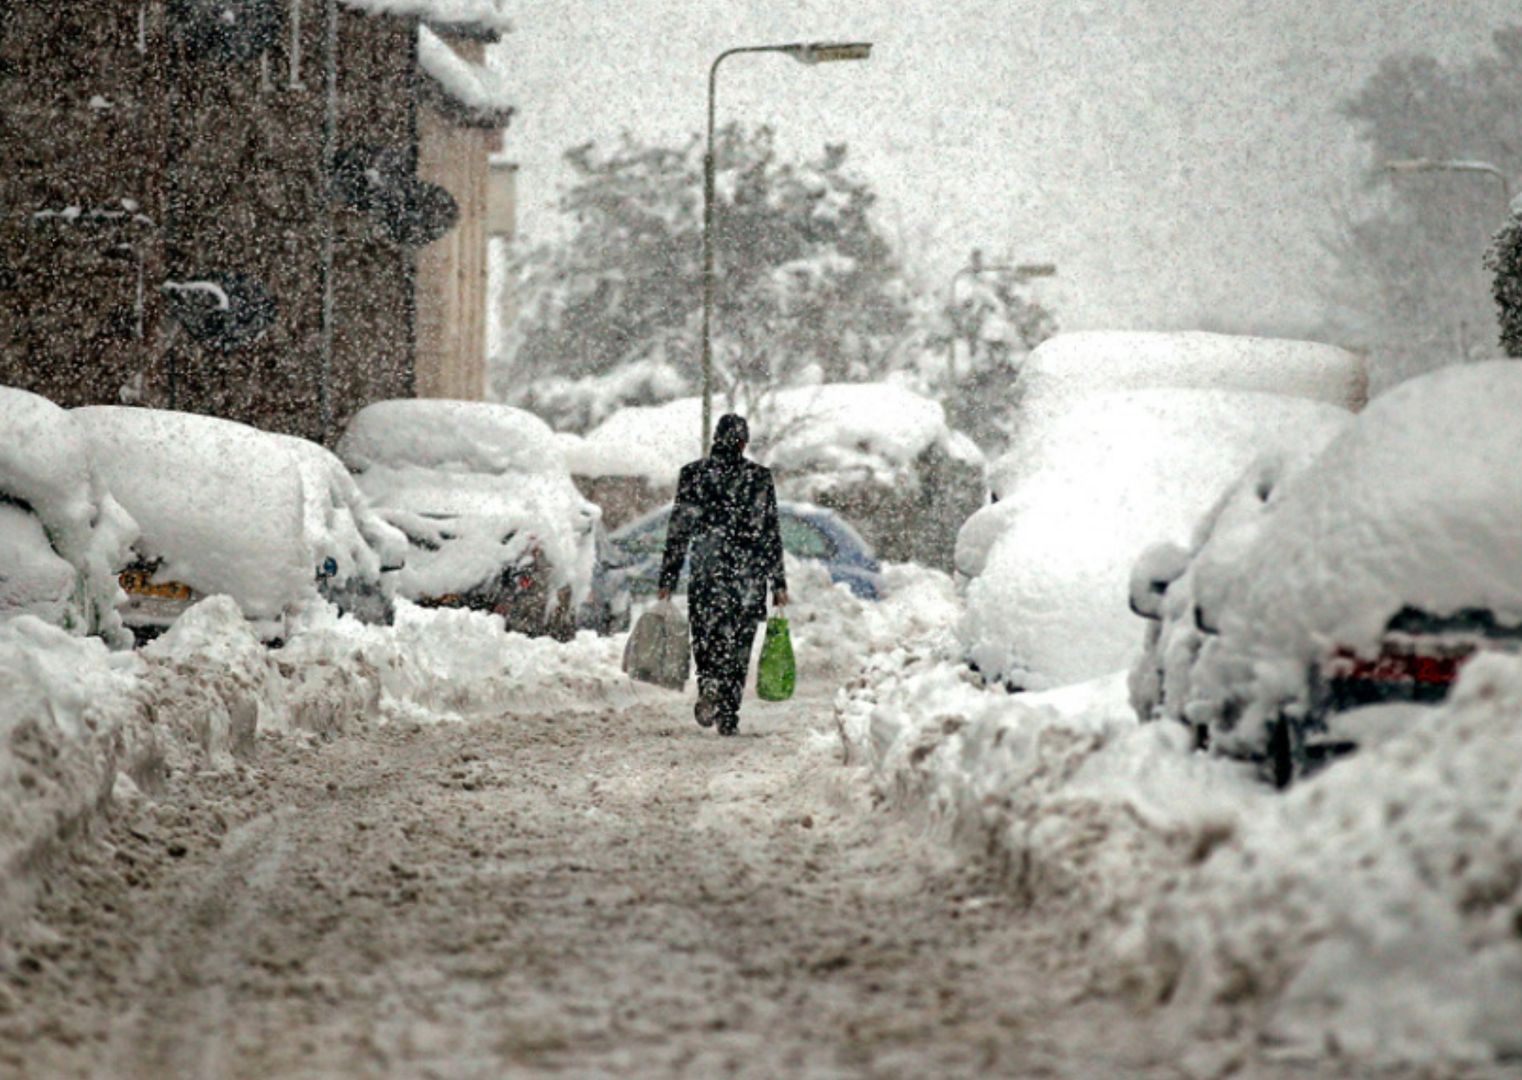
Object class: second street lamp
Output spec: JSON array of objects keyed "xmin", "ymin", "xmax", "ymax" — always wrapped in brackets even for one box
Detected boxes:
[{"xmin": 700, "ymin": 40, "xmax": 872, "ymax": 452}]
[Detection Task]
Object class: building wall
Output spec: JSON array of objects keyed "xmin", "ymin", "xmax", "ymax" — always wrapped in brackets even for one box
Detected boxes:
[
  {"xmin": 413, "ymin": 34, "xmax": 495, "ymax": 402},
  {"xmin": 0, "ymin": 0, "xmax": 422, "ymax": 444}
]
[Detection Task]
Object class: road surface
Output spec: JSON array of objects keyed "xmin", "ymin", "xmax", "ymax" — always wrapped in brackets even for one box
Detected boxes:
[{"xmin": 0, "ymin": 688, "xmax": 1502, "ymax": 1079}]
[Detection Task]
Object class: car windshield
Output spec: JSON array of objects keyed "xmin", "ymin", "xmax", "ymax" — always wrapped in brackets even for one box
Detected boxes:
[{"xmin": 780, "ymin": 518, "xmax": 834, "ymax": 559}]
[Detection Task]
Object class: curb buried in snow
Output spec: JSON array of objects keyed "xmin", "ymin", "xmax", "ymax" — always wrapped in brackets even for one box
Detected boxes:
[{"xmin": 838, "ymin": 639, "xmax": 1522, "ymax": 1068}]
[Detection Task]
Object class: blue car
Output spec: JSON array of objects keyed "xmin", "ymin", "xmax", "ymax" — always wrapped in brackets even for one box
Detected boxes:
[{"xmin": 604, "ymin": 500, "xmax": 883, "ymax": 605}]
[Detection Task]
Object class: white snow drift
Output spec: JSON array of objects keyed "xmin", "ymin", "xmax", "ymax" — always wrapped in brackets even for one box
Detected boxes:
[{"xmin": 840, "ymin": 635, "xmax": 1522, "ymax": 1069}]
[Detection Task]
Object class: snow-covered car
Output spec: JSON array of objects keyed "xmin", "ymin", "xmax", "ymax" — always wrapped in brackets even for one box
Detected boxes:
[
  {"xmin": 336, "ymin": 399, "xmax": 599, "ymax": 639},
  {"xmin": 0, "ymin": 388, "xmax": 136, "ymax": 643},
  {"xmin": 605, "ymin": 500, "xmax": 883, "ymax": 603},
  {"xmin": 273, "ymin": 433, "xmax": 407, "ymax": 627},
  {"xmin": 1131, "ymin": 363, "xmax": 1522, "ymax": 786},
  {"xmin": 74, "ymin": 406, "xmax": 395, "ymax": 642},
  {"xmin": 957, "ymin": 388, "xmax": 1351, "ymax": 691}
]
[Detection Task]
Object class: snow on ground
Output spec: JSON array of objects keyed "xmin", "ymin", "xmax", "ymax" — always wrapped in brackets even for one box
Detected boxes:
[
  {"xmin": 0, "ymin": 596, "xmax": 640, "ymax": 925},
  {"xmin": 839, "ymin": 628, "xmax": 1522, "ymax": 1070},
  {"xmin": 0, "ymin": 554, "xmax": 914, "ymax": 928}
]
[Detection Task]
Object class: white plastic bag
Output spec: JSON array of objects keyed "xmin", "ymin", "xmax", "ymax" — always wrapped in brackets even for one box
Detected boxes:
[{"xmin": 622, "ymin": 599, "xmax": 691, "ymax": 690}]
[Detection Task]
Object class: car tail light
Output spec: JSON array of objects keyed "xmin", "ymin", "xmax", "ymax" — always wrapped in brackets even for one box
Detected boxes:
[{"xmin": 1326, "ymin": 645, "xmax": 1468, "ymax": 688}]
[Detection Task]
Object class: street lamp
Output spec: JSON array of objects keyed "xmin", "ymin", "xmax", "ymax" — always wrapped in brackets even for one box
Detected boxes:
[
  {"xmin": 1384, "ymin": 157, "xmax": 1514, "ymax": 206},
  {"xmin": 700, "ymin": 40, "xmax": 873, "ymax": 452}
]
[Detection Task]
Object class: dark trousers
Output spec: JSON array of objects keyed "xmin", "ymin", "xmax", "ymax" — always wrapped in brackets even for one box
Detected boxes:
[{"xmin": 691, "ymin": 604, "xmax": 760, "ymax": 721}]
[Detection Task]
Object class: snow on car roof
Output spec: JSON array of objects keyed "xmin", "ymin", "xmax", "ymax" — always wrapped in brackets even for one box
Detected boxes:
[
  {"xmin": 1019, "ymin": 331, "xmax": 1368, "ymax": 419},
  {"xmin": 1215, "ymin": 361, "xmax": 1522, "ymax": 660},
  {"xmin": 339, "ymin": 399, "xmax": 565, "ymax": 477},
  {"xmin": 575, "ymin": 383, "xmax": 976, "ymax": 486},
  {"xmin": 961, "ymin": 388, "xmax": 1352, "ymax": 689},
  {"xmin": 74, "ymin": 407, "xmax": 311, "ymax": 620}
]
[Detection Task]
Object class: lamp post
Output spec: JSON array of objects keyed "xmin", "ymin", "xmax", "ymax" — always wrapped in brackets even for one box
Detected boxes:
[
  {"xmin": 945, "ymin": 252, "xmax": 1056, "ymax": 381},
  {"xmin": 1384, "ymin": 157, "xmax": 1514, "ymax": 206},
  {"xmin": 701, "ymin": 40, "xmax": 872, "ymax": 452}
]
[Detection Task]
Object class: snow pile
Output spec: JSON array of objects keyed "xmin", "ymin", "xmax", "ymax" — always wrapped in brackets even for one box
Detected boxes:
[
  {"xmin": 0, "ymin": 595, "xmax": 640, "ymax": 924},
  {"xmin": 75, "ymin": 406, "xmax": 311, "ymax": 624},
  {"xmin": 577, "ymin": 383, "xmax": 979, "ymax": 490},
  {"xmin": 842, "ymin": 639, "xmax": 1522, "ymax": 1067},
  {"xmin": 0, "ymin": 617, "xmax": 136, "ymax": 920},
  {"xmin": 784, "ymin": 558, "xmax": 958, "ymax": 677},
  {"xmin": 283, "ymin": 600, "xmax": 641, "ymax": 721},
  {"xmin": 1175, "ymin": 362, "xmax": 1522, "ymax": 748},
  {"xmin": 1016, "ymin": 331, "xmax": 1368, "ymax": 427},
  {"xmin": 0, "ymin": 389, "xmax": 135, "ymax": 643},
  {"xmin": 1131, "ymin": 654, "xmax": 1522, "ymax": 1066},
  {"xmin": 418, "ymin": 25, "xmax": 513, "ymax": 115},
  {"xmin": 960, "ymin": 389, "xmax": 1350, "ymax": 689}
]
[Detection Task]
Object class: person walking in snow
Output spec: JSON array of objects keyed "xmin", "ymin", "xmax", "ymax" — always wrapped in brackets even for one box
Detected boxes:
[{"xmin": 658, "ymin": 413, "xmax": 788, "ymax": 736}]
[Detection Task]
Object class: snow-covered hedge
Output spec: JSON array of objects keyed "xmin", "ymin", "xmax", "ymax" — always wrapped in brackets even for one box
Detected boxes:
[{"xmin": 840, "ymin": 638, "xmax": 1522, "ymax": 1068}]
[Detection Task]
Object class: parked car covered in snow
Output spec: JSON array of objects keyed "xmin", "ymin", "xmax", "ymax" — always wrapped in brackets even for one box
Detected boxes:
[
  {"xmin": 605, "ymin": 500, "xmax": 883, "ymax": 605},
  {"xmin": 273, "ymin": 433, "xmax": 406, "ymax": 627},
  {"xmin": 336, "ymin": 399, "xmax": 599, "ymax": 639},
  {"xmin": 1129, "ymin": 362, "xmax": 1522, "ymax": 786},
  {"xmin": 0, "ymin": 388, "xmax": 136, "ymax": 643},
  {"xmin": 74, "ymin": 406, "xmax": 396, "ymax": 642},
  {"xmin": 567, "ymin": 384, "xmax": 984, "ymax": 569},
  {"xmin": 957, "ymin": 388, "xmax": 1351, "ymax": 691}
]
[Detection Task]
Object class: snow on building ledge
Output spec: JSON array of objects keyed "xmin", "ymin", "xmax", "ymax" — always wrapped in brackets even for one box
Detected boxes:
[
  {"xmin": 417, "ymin": 24, "xmax": 514, "ymax": 128},
  {"xmin": 340, "ymin": 0, "xmax": 513, "ymax": 39}
]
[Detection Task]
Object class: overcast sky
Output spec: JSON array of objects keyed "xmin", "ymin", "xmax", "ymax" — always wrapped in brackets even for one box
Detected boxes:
[{"xmin": 494, "ymin": 1, "xmax": 1517, "ymax": 335}]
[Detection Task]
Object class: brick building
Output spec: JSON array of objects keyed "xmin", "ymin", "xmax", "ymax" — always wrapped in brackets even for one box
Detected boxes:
[{"xmin": 0, "ymin": 0, "xmax": 512, "ymax": 443}]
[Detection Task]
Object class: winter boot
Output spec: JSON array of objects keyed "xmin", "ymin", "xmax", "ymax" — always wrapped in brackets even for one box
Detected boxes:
[
  {"xmin": 694, "ymin": 695, "xmax": 716, "ymax": 728},
  {"xmin": 717, "ymin": 715, "xmax": 739, "ymax": 737}
]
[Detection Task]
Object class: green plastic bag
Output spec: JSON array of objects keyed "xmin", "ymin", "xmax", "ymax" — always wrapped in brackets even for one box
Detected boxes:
[{"xmin": 756, "ymin": 616, "xmax": 796, "ymax": 701}]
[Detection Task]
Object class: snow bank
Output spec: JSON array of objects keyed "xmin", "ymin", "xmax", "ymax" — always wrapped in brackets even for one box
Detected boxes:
[
  {"xmin": 0, "ymin": 618, "xmax": 136, "ymax": 922},
  {"xmin": 577, "ymin": 383, "xmax": 979, "ymax": 490},
  {"xmin": 1017, "ymin": 331, "xmax": 1368, "ymax": 428},
  {"xmin": 75, "ymin": 406, "xmax": 311, "ymax": 624},
  {"xmin": 1, "ymin": 389, "xmax": 135, "ymax": 643},
  {"xmin": 0, "ymin": 594, "xmax": 642, "ymax": 926},
  {"xmin": 842, "ymin": 632, "xmax": 1522, "ymax": 1068},
  {"xmin": 961, "ymin": 390, "xmax": 1350, "ymax": 689}
]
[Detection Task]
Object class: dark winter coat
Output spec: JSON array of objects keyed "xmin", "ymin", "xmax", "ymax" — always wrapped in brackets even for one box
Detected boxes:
[{"xmin": 658, "ymin": 443, "xmax": 787, "ymax": 625}]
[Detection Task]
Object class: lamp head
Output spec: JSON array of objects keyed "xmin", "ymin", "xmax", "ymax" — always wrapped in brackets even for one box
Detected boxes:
[{"xmin": 786, "ymin": 41, "xmax": 872, "ymax": 65}]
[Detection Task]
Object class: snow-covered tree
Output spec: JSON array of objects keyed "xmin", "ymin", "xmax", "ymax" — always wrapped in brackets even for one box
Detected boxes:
[
  {"xmin": 495, "ymin": 125, "xmax": 912, "ymax": 431},
  {"xmin": 915, "ymin": 255, "xmax": 1057, "ymax": 450},
  {"xmin": 1328, "ymin": 28, "xmax": 1522, "ymax": 386}
]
